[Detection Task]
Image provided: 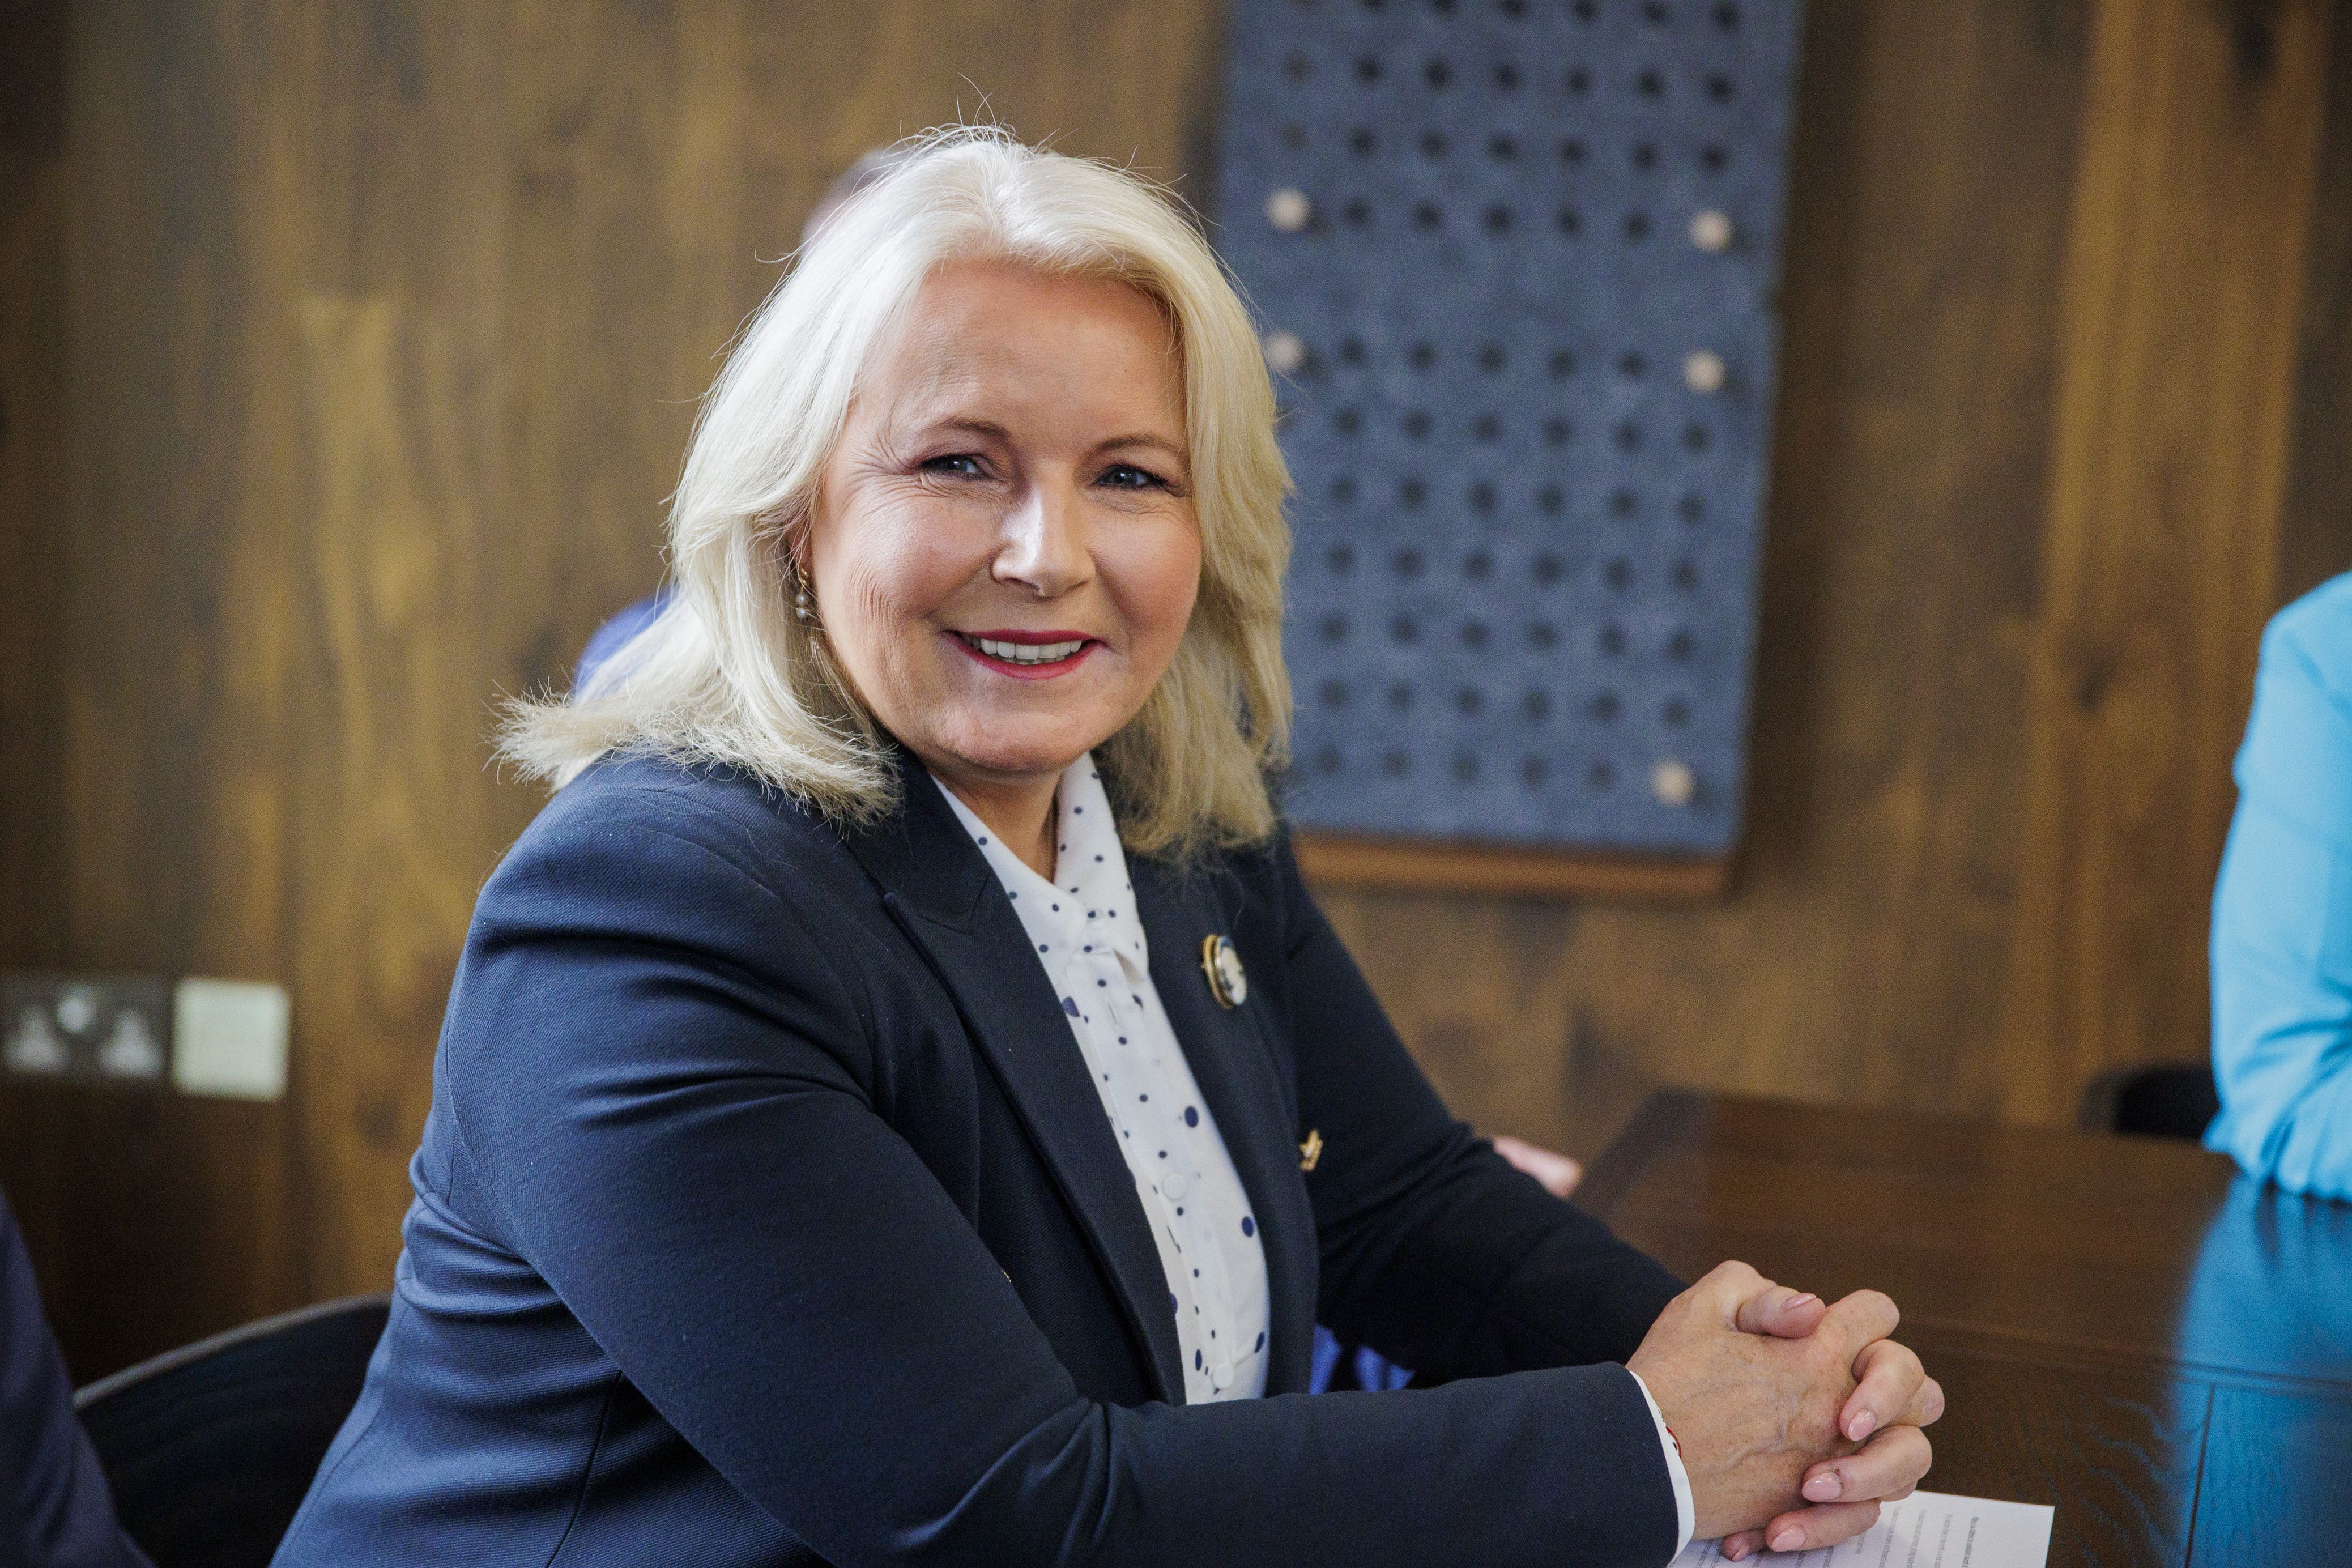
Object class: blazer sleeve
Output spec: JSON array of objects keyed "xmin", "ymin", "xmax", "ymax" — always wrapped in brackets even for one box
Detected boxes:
[
  {"xmin": 1255, "ymin": 832, "xmax": 1686, "ymax": 1379},
  {"xmin": 440, "ymin": 779, "xmax": 1682, "ymax": 1568}
]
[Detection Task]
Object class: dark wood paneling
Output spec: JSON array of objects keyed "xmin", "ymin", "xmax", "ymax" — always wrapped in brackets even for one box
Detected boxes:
[
  {"xmin": 0, "ymin": 0, "xmax": 67, "ymax": 977},
  {"xmin": 0, "ymin": 0, "xmax": 2345, "ymax": 1375},
  {"xmin": 1295, "ymin": 836, "xmax": 1730, "ymax": 900},
  {"xmin": 1322, "ymin": 0, "xmax": 2095, "ymax": 1153},
  {"xmin": 33, "ymin": 0, "xmax": 305, "ymax": 1371},
  {"xmin": 2276, "ymin": 0, "xmax": 2352, "ymax": 607},
  {"xmin": 0, "ymin": 0, "xmax": 73, "ymax": 1362},
  {"xmin": 1993, "ymin": 0, "xmax": 2337, "ymax": 1123},
  {"xmin": 1333, "ymin": 0, "xmax": 2347, "ymax": 1158}
]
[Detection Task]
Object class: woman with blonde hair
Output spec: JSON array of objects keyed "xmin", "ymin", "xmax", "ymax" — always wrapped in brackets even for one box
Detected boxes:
[{"xmin": 274, "ymin": 128, "xmax": 1938, "ymax": 1568}]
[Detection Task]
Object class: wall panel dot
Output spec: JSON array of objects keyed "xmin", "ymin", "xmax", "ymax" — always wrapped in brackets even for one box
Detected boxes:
[{"xmin": 1217, "ymin": 0, "xmax": 1799, "ymax": 854}]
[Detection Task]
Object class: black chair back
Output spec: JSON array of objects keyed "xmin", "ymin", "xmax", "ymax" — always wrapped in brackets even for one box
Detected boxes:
[
  {"xmin": 2080, "ymin": 1063, "xmax": 2222, "ymax": 1141},
  {"xmin": 73, "ymin": 1294, "xmax": 391, "ymax": 1568}
]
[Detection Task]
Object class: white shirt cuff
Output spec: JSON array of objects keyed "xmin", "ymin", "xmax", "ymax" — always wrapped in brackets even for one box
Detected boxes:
[{"xmin": 1627, "ymin": 1367, "xmax": 1696, "ymax": 1558}]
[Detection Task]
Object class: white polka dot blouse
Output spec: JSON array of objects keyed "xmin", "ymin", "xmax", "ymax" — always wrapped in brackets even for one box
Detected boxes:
[{"xmin": 934, "ymin": 757, "xmax": 1272, "ymax": 1404}]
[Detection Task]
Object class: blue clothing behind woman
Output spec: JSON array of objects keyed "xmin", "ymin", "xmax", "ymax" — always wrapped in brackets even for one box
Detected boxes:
[
  {"xmin": 0, "ymin": 1190, "xmax": 150, "ymax": 1568},
  {"xmin": 2208, "ymin": 572, "xmax": 2352, "ymax": 1199},
  {"xmin": 578, "ymin": 591, "xmax": 1413, "ymax": 1392}
]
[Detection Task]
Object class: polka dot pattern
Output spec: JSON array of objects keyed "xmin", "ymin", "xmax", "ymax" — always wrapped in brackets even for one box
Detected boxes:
[{"xmin": 935, "ymin": 757, "xmax": 1271, "ymax": 1404}]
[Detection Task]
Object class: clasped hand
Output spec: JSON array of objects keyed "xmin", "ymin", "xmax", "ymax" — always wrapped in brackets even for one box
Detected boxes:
[{"xmin": 1626, "ymin": 1262, "xmax": 1944, "ymax": 1560}]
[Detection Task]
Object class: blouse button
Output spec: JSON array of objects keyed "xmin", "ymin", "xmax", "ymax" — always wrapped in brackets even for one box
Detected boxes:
[
  {"xmin": 1211, "ymin": 1359, "xmax": 1233, "ymax": 1391},
  {"xmin": 1163, "ymin": 1173, "xmax": 1189, "ymax": 1199}
]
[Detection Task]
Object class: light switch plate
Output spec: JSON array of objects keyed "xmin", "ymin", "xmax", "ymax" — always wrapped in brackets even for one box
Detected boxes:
[{"xmin": 171, "ymin": 978, "xmax": 289, "ymax": 1101}]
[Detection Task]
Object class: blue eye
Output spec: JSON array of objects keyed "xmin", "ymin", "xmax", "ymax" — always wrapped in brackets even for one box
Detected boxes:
[
  {"xmin": 1101, "ymin": 463, "xmax": 1164, "ymax": 490},
  {"xmin": 924, "ymin": 454, "xmax": 985, "ymax": 478}
]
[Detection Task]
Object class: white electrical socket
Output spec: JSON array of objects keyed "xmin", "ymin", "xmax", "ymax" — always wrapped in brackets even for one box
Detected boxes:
[{"xmin": 171, "ymin": 979, "xmax": 289, "ymax": 1101}]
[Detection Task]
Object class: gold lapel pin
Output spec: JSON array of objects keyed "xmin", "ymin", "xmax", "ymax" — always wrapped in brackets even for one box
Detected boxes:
[
  {"xmin": 1298, "ymin": 1128, "xmax": 1323, "ymax": 1172},
  {"xmin": 1200, "ymin": 934, "xmax": 1247, "ymax": 1009}
]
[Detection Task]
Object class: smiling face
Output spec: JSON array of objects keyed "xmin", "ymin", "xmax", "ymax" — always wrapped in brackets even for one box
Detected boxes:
[{"xmin": 804, "ymin": 260, "xmax": 1203, "ymax": 804}]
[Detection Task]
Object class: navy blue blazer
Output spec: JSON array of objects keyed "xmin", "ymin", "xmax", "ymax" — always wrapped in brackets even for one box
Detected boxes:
[
  {"xmin": 272, "ymin": 751, "xmax": 1686, "ymax": 1567},
  {"xmin": 0, "ymin": 1190, "xmax": 150, "ymax": 1568}
]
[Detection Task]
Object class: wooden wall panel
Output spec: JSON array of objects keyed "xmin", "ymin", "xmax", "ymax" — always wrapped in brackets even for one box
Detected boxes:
[
  {"xmin": 1323, "ymin": 0, "xmax": 2096, "ymax": 1151},
  {"xmin": 2277, "ymin": 6, "xmax": 2352, "ymax": 617},
  {"xmin": 1993, "ymin": 0, "xmax": 2336, "ymax": 1122},
  {"xmin": 0, "ymin": 0, "xmax": 2344, "ymax": 1375},
  {"xmin": 0, "ymin": 0, "xmax": 73, "ymax": 1329},
  {"xmin": 0, "ymin": 0, "xmax": 66, "ymax": 982},
  {"xmin": 36, "ymin": 0, "xmax": 304, "ymax": 1364}
]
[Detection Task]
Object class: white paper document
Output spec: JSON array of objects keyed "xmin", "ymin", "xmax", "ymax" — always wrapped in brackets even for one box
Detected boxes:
[{"xmin": 1669, "ymin": 1490, "xmax": 2053, "ymax": 1567}]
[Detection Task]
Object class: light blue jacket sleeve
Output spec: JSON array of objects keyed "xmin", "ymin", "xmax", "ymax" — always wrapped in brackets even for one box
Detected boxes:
[{"xmin": 2205, "ymin": 572, "xmax": 2352, "ymax": 1199}]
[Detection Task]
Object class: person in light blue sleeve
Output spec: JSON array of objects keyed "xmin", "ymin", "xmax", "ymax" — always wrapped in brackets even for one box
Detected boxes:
[{"xmin": 2207, "ymin": 570, "xmax": 2352, "ymax": 1199}]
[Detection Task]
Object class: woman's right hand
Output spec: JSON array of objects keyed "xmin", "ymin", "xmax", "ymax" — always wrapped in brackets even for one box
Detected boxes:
[{"xmin": 1626, "ymin": 1262, "xmax": 1942, "ymax": 1556}]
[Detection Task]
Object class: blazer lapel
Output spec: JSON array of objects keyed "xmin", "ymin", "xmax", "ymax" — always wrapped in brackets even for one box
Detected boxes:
[
  {"xmin": 1130, "ymin": 859, "xmax": 1320, "ymax": 1397},
  {"xmin": 842, "ymin": 765, "xmax": 1186, "ymax": 1404}
]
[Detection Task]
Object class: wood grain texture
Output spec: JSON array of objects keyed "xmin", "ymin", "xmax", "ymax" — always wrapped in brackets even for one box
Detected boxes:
[
  {"xmin": 1583, "ymin": 1092, "xmax": 2352, "ymax": 1568},
  {"xmin": 0, "ymin": 0, "xmax": 73, "ymax": 1353},
  {"xmin": 1320, "ymin": 0, "xmax": 2096, "ymax": 1154},
  {"xmin": 2276, "ymin": 0, "xmax": 2352, "ymax": 610},
  {"xmin": 0, "ymin": 0, "xmax": 2347, "ymax": 1375},
  {"xmin": 0, "ymin": 7, "xmax": 67, "ymax": 993},
  {"xmin": 2192, "ymin": 1384, "xmax": 2352, "ymax": 1566},
  {"xmin": 1327, "ymin": 0, "xmax": 2348, "ymax": 1156},
  {"xmin": 1898, "ymin": 1328, "xmax": 2204, "ymax": 1568},
  {"xmin": 1582, "ymin": 1090, "xmax": 2352, "ymax": 1408},
  {"xmin": 1995, "ymin": 0, "xmax": 2337, "ymax": 1123},
  {"xmin": 1293, "ymin": 835, "xmax": 1729, "ymax": 900},
  {"xmin": 35, "ymin": 0, "xmax": 305, "ymax": 1369}
]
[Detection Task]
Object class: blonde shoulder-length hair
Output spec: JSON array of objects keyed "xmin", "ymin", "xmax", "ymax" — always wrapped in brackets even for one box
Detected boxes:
[{"xmin": 500, "ymin": 126, "xmax": 1294, "ymax": 860}]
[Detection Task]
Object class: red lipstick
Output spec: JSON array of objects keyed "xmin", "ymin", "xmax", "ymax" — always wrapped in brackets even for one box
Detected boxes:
[{"xmin": 945, "ymin": 628, "xmax": 1101, "ymax": 681}]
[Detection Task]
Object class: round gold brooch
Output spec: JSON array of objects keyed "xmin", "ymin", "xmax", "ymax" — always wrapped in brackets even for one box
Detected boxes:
[{"xmin": 1200, "ymin": 934, "xmax": 1247, "ymax": 1009}]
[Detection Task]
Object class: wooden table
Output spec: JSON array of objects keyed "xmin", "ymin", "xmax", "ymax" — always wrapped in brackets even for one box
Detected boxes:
[{"xmin": 1579, "ymin": 1092, "xmax": 2352, "ymax": 1567}]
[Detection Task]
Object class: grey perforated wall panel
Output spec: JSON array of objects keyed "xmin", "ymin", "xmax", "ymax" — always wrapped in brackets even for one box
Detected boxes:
[{"xmin": 1213, "ymin": 0, "xmax": 1803, "ymax": 855}]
